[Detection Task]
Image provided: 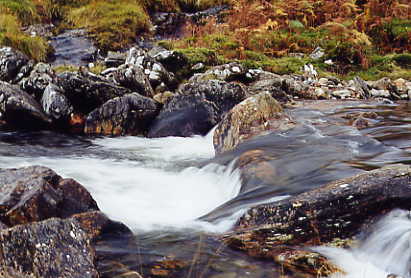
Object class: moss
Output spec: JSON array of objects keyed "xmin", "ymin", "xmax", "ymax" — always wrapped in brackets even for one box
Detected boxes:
[
  {"xmin": 67, "ymin": 0, "xmax": 150, "ymax": 51},
  {"xmin": 174, "ymin": 47, "xmax": 221, "ymax": 66},
  {"xmin": 53, "ymin": 63, "xmax": 106, "ymax": 74},
  {"xmin": 0, "ymin": 0, "xmax": 39, "ymax": 23},
  {"xmin": 393, "ymin": 53, "xmax": 411, "ymax": 69}
]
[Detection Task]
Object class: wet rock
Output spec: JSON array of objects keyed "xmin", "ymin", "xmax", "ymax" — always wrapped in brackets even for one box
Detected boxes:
[
  {"xmin": 282, "ymin": 77, "xmax": 313, "ymax": 99},
  {"xmin": 331, "ymin": 89, "xmax": 354, "ymax": 99},
  {"xmin": 370, "ymin": 89, "xmax": 391, "ymax": 98},
  {"xmin": 20, "ymin": 63, "xmax": 55, "ymax": 98},
  {"xmin": 126, "ymin": 47, "xmax": 177, "ymax": 90},
  {"xmin": 103, "ymin": 64, "xmax": 155, "ymax": 97},
  {"xmin": 84, "ymin": 93, "xmax": 160, "ymax": 136},
  {"xmin": 0, "ymin": 81, "xmax": 51, "ymax": 129},
  {"xmin": 353, "ymin": 76, "xmax": 371, "ymax": 99},
  {"xmin": 0, "ymin": 217, "xmax": 99, "ymax": 278},
  {"xmin": 104, "ymin": 51, "xmax": 127, "ymax": 67},
  {"xmin": 56, "ymin": 71, "xmax": 131, "ymax": 114},
  {"xmin": 0, "ymin": 47, "xmax": 33, "ymax": 83},
  {"xmin": 178, "ymin": 80, "xmax": 247, "ymax": 117},
  {"xmin": 148, "ymin": 94, "xmax": 219, "ymax": 137},
  {"xmin": 0, "ymin": 166, "xmax": 98, "ymax": 226},
  {"xmin": 41, "ymin": 83, "xmax": 73, "ymax": 121},
  {"xmin": 213, "ymin": 92, "xmax": 295, "ymax": 154},
  {"xmin": 226, "ymin": 164, "xmax": 411, "ymax": 254},
  {"xmin": 189, "ymin": 62, "xmax": 247, "ymax": 83}
]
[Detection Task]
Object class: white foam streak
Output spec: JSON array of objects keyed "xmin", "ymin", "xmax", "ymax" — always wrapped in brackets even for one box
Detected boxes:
[{"xmin": 316, "ymin": 209, "xmax": 411, "ymax": 278}]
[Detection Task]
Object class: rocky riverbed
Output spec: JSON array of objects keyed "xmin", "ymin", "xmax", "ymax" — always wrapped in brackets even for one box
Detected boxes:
[{"xmin": 1, "ymin": 39, "xmax": 411, "ymax": 278}]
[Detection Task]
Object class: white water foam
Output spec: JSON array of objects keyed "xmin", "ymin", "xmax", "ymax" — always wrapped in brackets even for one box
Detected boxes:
[
  {"xmin": 0, "ymin": 131, "xmax": 243, "ymax": 232},
  {"xmin": 316, "ymin": 209, "xmax": 411, "ymax": 278}
]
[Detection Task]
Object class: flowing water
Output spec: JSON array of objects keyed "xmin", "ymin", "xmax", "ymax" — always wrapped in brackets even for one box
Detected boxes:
[{"xmin": 1, "ymin": 100, "xmax": 411, "ymax": 277}]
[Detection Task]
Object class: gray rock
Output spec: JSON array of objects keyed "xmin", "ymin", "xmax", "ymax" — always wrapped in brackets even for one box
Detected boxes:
[
  {"xmin": 331, "ymin": 89, "xmax": 353, "ymax": 99},
  {"xmin": 353, "ymin": 76, "xmax": 371, "ymax": 99},
  {"xmin": 309, "ymin": 46, "xmax": 325, "ymax": 60},
  {"xmin": 84, "ymin": 92, "xmax": 160, "ymax": 136},
  {"xmin": 0, "ymin": 47, "xmax": 34, "ymax": 83},
  {"xmin": 104, "ymin": 64, "xmax": 154, "ymax": 97},
  {"xmin": 0, "ymin": 166, "xmax": 98, "ymax": 226},
  {"xmin": 0, "ymin": 217, "xmax": 99, "ymax": 278},
  {"xmin": 20, "ymin": 62, "xmax": 55, "ymax": 98},
  {"xmin": 178, "ymin": 80, "xmax": 247, "ymax": 118},
  {"xmin": 370, "ymin": 89, "xmax": 391, "ymax": 98},
  {"xmin": 148, "ymin": 46, "xmax": 188, "ymax": 73},
  {"xmin": 189, "ymin": 62, "xmax": 247, "ymax": 83},
  {"xmin": 104, "ymin": 51, "xmax": 127, "ymax": 67},
  {"xmin": 0, "ymin": 81, "xmax": 50, "ymax": 128},
  {"xmin": 56, "ymin": 71, "xmax": 131, "ymax": 114},
  {"xmin": 248, "ymin": 77, "xmax": 290, "ymax": 102},
  {"xmin": 42, "ymin": 83, "xmax": 73, "ymax": 121},
  {"xmin": 22, "ymin": 24, "xmax": 55, "ymax": 38},
  {"xmin": 148, "ymin": 94, "xmax": 219, "ymax": 138},
  {"xmin": 126, "ymin": 47, "xmax": 177, "ymax": 89}
]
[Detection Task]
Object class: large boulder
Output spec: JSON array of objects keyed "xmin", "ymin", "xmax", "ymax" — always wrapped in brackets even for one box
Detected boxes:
[
  {"xmin": 20, "ymin": 63, "xmax": 55, "ymax": 99},
  {"xmin": 226, "ymin": 164, "xmax": 411, "ymax": 253},
  {"xmin": 55, "ymin": 71, "xmax": 131, "ymax": 114},
  {"xmin": 178, "ymin": 80, "xmax": 247, "ymax": 117},
  {"xmin": 213, "ymin": 92, "xmax": 295, "ymax": 154},
  {"xmin": 41, "ymin": 83, "xmax": 74, "ymax": 122},
  {"xmin": 0, "ymin": 217, "xmax": 99, "ymax": 278},
  {"xmin": 103, "ymin": 63, "xmax": 155, "ymax": 98},
  {"xmin": 148, "ymin": 46, "xmax": 188, "ymax": 74},
  {"xmin": 0, "ymin": 81, "xmax": 51, "ymax": 129},
  {"xmin": 84, "ymin": 93, "xmax": 160, "ymax": 136},
  {"xmin": 0, "ymin": 166, "xmax": 98, "ymax": 226},
  {"xmin": 0, "ymin": 47, "xmax": 33, "ymax": 84},
  {"xmin": 148, "ymin": 94, "xmax": 219, "ymax": 138},
  {"xmin": 247, "ymin": 77, "xmax": 291, "ymax": 102}
]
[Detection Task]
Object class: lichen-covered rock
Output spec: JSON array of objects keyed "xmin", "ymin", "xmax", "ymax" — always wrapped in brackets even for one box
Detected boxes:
[
  {"xmin": 126, "ymin": 47, "xmax": 177, "ymax": 90},
  {"xmin": 56, "ymin": 71, "xmax": 131, "ymax": 114},
  {"xmin": 0, "ymin": 81, "xmax": 51, "ymax": 129},
  {"xmin": 226, "ymin": 164, "xmax": 411, "ymax": 252},
  {"xmin": 148, "ymin": 46, "xmax": 188, "ymax": 74},
  {"xmin": 0, "ymin": 47, "xmax": 34, "ymax": 83},
  {"xmin": 104, "ymin": 64, "xmax": 154, "ymax": 97},
  {"xmin": 41, "ymin": 83, "xmax": 73, "ymax": 121},
  {"xmin": 178, "ymin": 80, "xmax": 247, "ymax": 117},
  {"xmin": 247, "ymin": 77, "xmax": 291, "ymax": 102},
  {"xmin": 148, "ymin": 94, "xmax": 219, "ymax": 138},
  {"xmin": 0, "ymin": 166, "xmax": 98, "ymax": 226},
  {"xmin": 20, "ymin": 63, "xmax": 55, "ymax": 98},
  {"xmin": 84, "ymin": 93, "xmax": 160, "ymax": 136},
  {"xmin": 189, "ymin": 62, "xmax": 247, "ymax": 83},
  {"xmin": 0, "ymin": 217, "xmax": 99, "ymax": 278},
  {"xmin": 213, "ymin": 92, "xmax": 295, "ymax": 154}
]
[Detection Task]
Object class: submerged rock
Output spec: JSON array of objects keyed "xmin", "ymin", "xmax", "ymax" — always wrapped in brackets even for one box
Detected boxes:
[
  {"xmin": 0, "ymin": 47, "xmax": 33, "ymax": 84},
  {"xmin": 148, "ymin": 94, "xmax": 218, "ymax": 137},
  {"xmin": 213, "ymin": 92, "xmax": 295, "ymax": 154},
  {"xmin": 0, "ymin": 81, "xmax": 51, "ymax": 129},
  {"xmin": 0, "ymin": 166, "xmax": 98, "ymax": 226},
  {"xmin": 41, "ymin": 83, "xmax": 73, "ymax": 122},
  {"xmin": 84, "ymin": 93, "xmax": 160, "ymax": 136},
  {"xmin": 0, "ymin": 217, "xmax": 99, "ymax": 278}
]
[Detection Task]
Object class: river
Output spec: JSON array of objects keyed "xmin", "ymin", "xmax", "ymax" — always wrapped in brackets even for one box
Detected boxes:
[{"xmin": 1, "ymin": 100, "xmax": 410, "ymax": 277}]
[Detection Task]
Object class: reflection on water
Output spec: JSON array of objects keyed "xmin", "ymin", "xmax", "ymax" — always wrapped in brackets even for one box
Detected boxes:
[{"xmin": 0, "ymin": 100, "xmax": 410, "ymax": 277}]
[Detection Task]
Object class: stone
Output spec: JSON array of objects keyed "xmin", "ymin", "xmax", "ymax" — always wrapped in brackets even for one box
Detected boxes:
[
  {"xmin": 226, "ymin": 164, "xmax": 411, "ymax": 252},
  {"xmin": 153, "ymin": 91, "xmax": 174, "ymax": 104},
  {"xmin": 0, "ymin": 217, "xmax": 99, "ymax": 278},
  {"xmin": 0, "ymin": 81, "xmax": 51, "ymax": 129},
  {"xmin": 213, "ymin": 92, "xmax": 295, "ymax": 154},
  {"xmin": 370, "ymin": 89, "xmax": 391, "ymax": 98},
  {"xmin": 55, "ymin": 71, "xmax": 131, "ymax": 114},
  {"xmin": 247, "ymin": 77, "xmax": 290, "ymax": 102},
  {"xmin": 189, "ymin": 62, "xmax": 247, "ymax": 83},
  {"xmin": 20, "ymin": 63, "xmax": 55, "ymax": 98},
  {"xmin": 148, "ymin": 46, "xmax": 188, "ymax": 73},
  {"xmin": 84, "ymin": 93, "xmax": 160, "ymax": 136},
  {"xmin": 148, "ymin": 94, "xmax": 219, "ymax": 138},
  {"xmin": 41, "ymin": 83, "xmax": 73, "ymax": 121},
  {"xmin": 104, "ymin": 51, "xmax": 127, "ymax": 67},
  {"xmin": 309, "ymin": 47, "xmax": 325, "ymax": 60},
  {"xmin": 178, "ymin": 80, "xmax": 247, "ymax": 118},
  {"xmin": 104, "ymin": 64, "xmax": 155, "ymax": 97},
  {"xmin": 331, "ymin": 89, "xmax": 353, "ymax": 99},
  {"xmin": 0, "ymin": 166, "xmax": 98, "ymax": 226},
  {"xmin": 353, "ymin": 76, "xmax": 371, "ymax": 99},
  {"xmin": 0, "ymin": 47, "xmax": 33, "ymax": 83}
]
